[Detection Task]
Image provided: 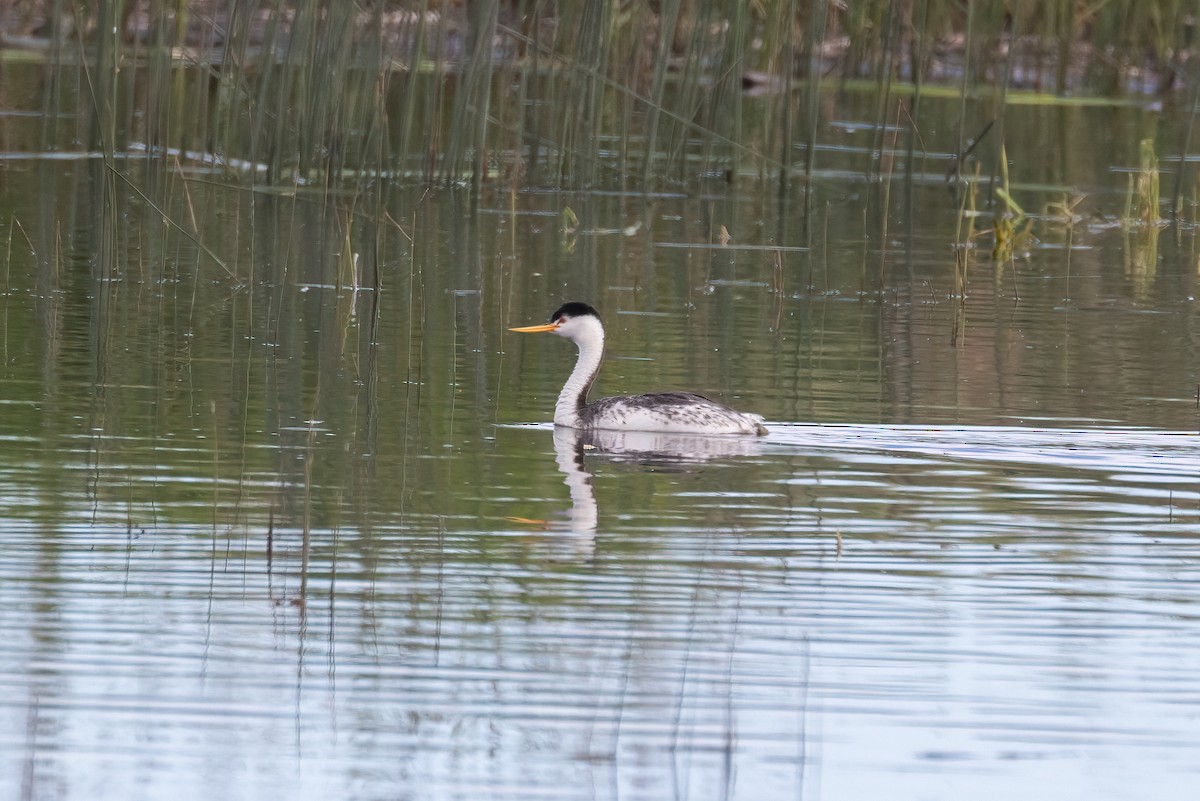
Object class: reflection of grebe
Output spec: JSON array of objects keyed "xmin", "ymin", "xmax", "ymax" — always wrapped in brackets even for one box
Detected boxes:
[
  {"xmin": 510, "ymin": 302, "xmax": 768, "ymax": 435},
  {"xmin": 550, "ymin": 427, "xmax": 766, "ymax": 537},
  {"xmin": 574, "ymin": 428, "xmax": 767, "ymax": 463}
]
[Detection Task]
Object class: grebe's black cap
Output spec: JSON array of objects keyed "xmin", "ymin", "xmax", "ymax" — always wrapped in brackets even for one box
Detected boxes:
[{"xmin": 550, "ymin": 302, "xmax": 600, "ymax": 323}]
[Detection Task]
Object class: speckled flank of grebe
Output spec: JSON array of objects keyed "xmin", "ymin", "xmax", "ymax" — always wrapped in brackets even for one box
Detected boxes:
[{"xmin": 510, "ymin": 302, "xmax": 767, "ymax": 436}]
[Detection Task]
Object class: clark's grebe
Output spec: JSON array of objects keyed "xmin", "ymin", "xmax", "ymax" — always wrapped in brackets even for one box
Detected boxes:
[{"xmin": 510, "ymin": 302, "xmax": 768, "ymax": 436}]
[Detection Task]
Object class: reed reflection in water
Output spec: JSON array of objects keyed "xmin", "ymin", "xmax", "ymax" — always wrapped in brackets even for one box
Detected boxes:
[
  {"xmin": 2, "ymin": 416, "xmax": 1198, "ymax": 801},
  {"xmin": 1, "ymin": 69, "xmax": 1199, "ymax": 801}
]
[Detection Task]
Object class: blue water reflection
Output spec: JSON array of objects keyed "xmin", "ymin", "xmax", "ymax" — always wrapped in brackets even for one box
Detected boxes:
[{"xmin": 3, "ymin": 418, "xmax": 1196, "ymax": 801}]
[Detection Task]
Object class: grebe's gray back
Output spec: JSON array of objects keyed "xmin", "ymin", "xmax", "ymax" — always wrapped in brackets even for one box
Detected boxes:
[{"xmin": 510, "ymin": 302, "xmax": 767, "ymax": 436}]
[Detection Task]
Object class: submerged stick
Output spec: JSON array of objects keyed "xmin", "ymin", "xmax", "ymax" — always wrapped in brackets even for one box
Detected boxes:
[{"xmin": 103, "ymin": 163, "xmax": 237, "ymax": 282}]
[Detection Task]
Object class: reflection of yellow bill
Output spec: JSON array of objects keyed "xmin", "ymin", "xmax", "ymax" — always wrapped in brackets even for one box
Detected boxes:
[
  {"xmin": 505, "ymin": 516, "xmax": 548, "ymax": 526},
  {"xmin": 508, "ymin": 322, "xmax": 560, "ymax": 333}
]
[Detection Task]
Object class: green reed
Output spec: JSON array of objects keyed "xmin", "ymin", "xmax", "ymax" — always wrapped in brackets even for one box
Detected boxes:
[{"xmin": 19, "ymin": 0, "xmax": 1200, "ymax": 196}]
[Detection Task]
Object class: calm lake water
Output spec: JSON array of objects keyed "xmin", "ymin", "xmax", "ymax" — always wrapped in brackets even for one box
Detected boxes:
[{"xmin": 1, "ymin": 62, "xmax": 1199, "ymax": 801}]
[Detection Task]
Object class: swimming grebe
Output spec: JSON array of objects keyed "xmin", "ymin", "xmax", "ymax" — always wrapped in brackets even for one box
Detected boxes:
[{"xmin": 510, "ymin": 302, "xmax": 768, "ymax": 436}]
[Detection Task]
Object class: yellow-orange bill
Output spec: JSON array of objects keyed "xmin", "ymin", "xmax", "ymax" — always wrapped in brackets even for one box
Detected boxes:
[{"xmin": 508, "ymin": 322, "xmax": 560, "ymax": 333}]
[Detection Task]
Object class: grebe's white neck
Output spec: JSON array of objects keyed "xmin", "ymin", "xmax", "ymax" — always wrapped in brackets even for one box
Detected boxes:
[
  {"xmin": 552, "ymin": 314, "xmax": 605, "ymax": 428},
  {"xmin": 512, "ymin": 302, "xmax": 767, "ymax": 436}
]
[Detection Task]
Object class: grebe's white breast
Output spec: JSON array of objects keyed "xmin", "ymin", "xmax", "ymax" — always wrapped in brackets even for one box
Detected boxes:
[{"xmin": 509, "ymin": 302, "xmax": 768, "ymax": 437}]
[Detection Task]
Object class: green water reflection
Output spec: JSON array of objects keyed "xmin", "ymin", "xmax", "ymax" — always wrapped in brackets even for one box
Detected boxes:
[{"xmin": 1, "ymin": 63, "xmax": 1199, "ymax": 801}]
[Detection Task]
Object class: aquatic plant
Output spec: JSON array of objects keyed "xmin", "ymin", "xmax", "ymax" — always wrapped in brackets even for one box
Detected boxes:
[
  {"xmin": 4, "ymin": 0, "xmax": 1196, "ymax": 193},
  {"xmin": 1124, "ymin": 137, "xmax": 1166, "ymax": 294}
]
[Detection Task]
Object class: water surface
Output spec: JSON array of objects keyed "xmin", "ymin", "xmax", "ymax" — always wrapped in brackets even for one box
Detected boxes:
[{"xmin": 1, "ymin": 65, "xmax": 1199, "ymax": 801}]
